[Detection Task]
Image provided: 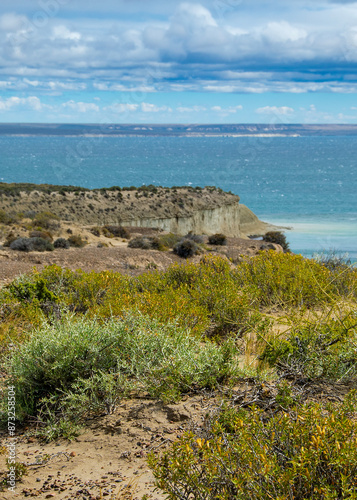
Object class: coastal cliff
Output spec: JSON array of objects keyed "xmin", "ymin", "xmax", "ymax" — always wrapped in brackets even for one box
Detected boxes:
[{"xmin": 0, "ymin": 184, "xmax": 277, "ymax": 237}]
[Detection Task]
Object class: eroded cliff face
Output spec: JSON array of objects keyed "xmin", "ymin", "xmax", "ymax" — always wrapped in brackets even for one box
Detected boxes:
[
  {"xmin": 0, "ymin": 185, "xmax": 278, "ymax": 237},
  {"xmin": 123, "ymin": 202, "xmax": 242, "ymax": 236}
]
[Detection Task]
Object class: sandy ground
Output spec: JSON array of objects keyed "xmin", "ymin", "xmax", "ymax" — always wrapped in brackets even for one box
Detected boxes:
[
  {"xmin": 0, "ymin": 380, "xmax": 354, "ymax": 500},
  {"xmin": 0, "ymin": 233, "xmax": 279, "ymax": 284}
]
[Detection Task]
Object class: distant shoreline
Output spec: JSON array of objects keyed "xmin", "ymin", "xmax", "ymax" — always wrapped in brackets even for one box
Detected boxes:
[{"xmin": 0, "ymin": 123, "xmax": 357, "ymax": 137}]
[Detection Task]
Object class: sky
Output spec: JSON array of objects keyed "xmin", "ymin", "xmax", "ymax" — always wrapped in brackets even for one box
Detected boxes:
[{"xmin": 1, "ymin": 0, "xmax": 357, "ymax": 123}]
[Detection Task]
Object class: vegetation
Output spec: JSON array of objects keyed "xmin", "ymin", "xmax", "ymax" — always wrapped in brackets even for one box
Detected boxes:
[
  {"xmin": 0, "ymin": 249, "xmax": 356, "ymax": 496},
  {"xmin": 53, "ymin": 237, "xmax": 70, "ymax": 249},
  {"xmin": 263, "ymin": 230, "xmax": 290, "ymax": 252},
  {"xmin": 173, "ymin": 238, "xmax": 200, "ymax": 258},
  {"xmin": 208, "ymin": 233, "xmax": 227, "ymax": 245},
  {"xmin": 128, "ymin": 235, "xmax": 164, "ymax": 250},
  {"xmin": 9, "ymin": 237, "xmax": 54, "ymax": 252}
]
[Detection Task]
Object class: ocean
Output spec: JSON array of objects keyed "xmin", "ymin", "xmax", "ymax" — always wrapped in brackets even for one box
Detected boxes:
[{"xmin": 0, "ymin": 135, "xmax": 356, "ymax": 260}]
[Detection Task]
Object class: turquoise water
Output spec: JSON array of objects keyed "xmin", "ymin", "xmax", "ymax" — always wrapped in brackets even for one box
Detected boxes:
[{"xmin": 0, "ymin": 135, "xmax": 356, "ymax": 259}]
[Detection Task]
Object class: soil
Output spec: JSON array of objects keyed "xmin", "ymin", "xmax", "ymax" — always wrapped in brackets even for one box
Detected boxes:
[
  {"xmin": 0, "ymin": 381, "xmax": 354, "ymax": 500},
  {"xmin": 0, "ymin": 227, "xmax": 280, "ymax": 284}
]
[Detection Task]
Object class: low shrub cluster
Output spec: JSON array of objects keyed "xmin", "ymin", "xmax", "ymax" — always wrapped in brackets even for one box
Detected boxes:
[
  {"xmin": 263, "ymin": 231, "xmax": 290, "ymax": 252},
  {"xmin": 9, "ymin": 237, "xmax": 54, "ymax": 252},
  {"xmin": 102, "ymin": 225, "xmax": 130, "ymax": 239},
  {"xmin": 53, "ymin": 238, "xmax": 70, "ymax": 249},
  {"xmin": 67, "ymin": 234, "xmax": 86, "ymax": 248},
  {"xmin": 173, "ymin": 238, "xmax": 200, "ymax": 258},
  {"xmin": 149, "ymin": 392, "xmax": 357, "ymax": 499},
  {"xmin": 2, "ymin": 313, "xmax": 237, "ymax": 426},
  {"xmin": 208, "ymin": 233, "xmax": 227, "ymax": 246},
  {"xmin": 128, "ymin": 235, "xmax": 163, "ymax": 250}
]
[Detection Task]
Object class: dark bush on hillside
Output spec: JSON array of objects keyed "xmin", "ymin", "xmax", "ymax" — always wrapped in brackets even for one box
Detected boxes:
[
  {"xmin": 29, "ymin": 230, "xmax": 53, "ymax": 242},
  {"xmin": 184, "ymin": 232, "xmax": 205, "ymax": 244},
  {"xmin": 208, "ymin": 233, "xmax": 227, "ymax": 246},
  {"xmin": 54, "ymin": 238, "xmax": 70, "ymax": 249},
  {"xmin": 128, "ymin": 236, "xmax": 163, "ymax": 250},
  {"xmin": 68, "ymin": 235, "xmax": 86, "ymax": 248},
  {"xmin": 263, "ymin": 231, "xmax": 290, "ymax": 252},
  {"xmin": 174, "ymin": 238, "xmax": 199, "ymax": 258},
  {"xmin": 89, "ymin": 227, "xmax": 101, "ymax": 237},
  {"xmin": 103, "ymin": 225, "xmax": 130, "ymax": 239},
  {"xmin": 10, "ymin": 237, "xmax": 54, "ymax": 252}
]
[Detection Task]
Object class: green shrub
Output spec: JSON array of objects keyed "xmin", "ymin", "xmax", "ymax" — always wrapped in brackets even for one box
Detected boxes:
[
  {"xmin": 32, "ymin": 211, "xmax": 60, "ymax": 231},
  {"xmin": 2, "ymin": 231, "xmax": 17, "ymax": 247},
  {"xmin": 184, "ymin": 232, "xmax": 205, "ymax": 244},
  {"xmin": 263, "ymin": 231, "xmax": 290, "ymax": 252},
  {"xmin": 208, "ymin": 233, "xmax": 227, "ymax": 246},
  {"xmin": 158, "ymin": 233, "xmax": 181, "ymax": 249},
  {"xmin": 9, "ymin": 237, "xmax": 54, "ymax": 252},
  {"xmin": 67, "ymin": 234, "xmax": 86, "ymax": 248},
  {"xmin": 54, "ymin": 238, "xmax": 70, "ymax": 249},
  {"xmin": 149, "ymin": 392, "xmax": 357, "ymax": 500},
  {"xmin": 103, "ymin": 225, "xmax": 130, "ymax": 239},
  {"xmin": 3, "ymin": 313, "xmax": 237, "ymax": 424},
  {"xmin": 173, "ymin": 238, "xmax": 199, "ymax": 258},
  {"xmin": 29, "ymin": 230, "xmax": 53, "ymax": 242},
  {"xmin": 128, "ymin": 235, "xmax": 163, "ymax": 250},
  {"xmin": 261, "ymin": 312, "xmax": 357, "ymax": 380}
]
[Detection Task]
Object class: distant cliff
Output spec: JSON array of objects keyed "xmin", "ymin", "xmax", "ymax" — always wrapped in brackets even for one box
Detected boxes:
[{"xmin": 0, "ymin": 183, "xmax": 278, "ymax": 237}]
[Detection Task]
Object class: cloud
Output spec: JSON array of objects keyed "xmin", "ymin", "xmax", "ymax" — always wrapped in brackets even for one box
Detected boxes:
[
  {"xmin": 0, "ymin": 2, "xmax": 357, "ymax": 96},
  {"xmin": 256, "ymin": 106, "xmax": 295, "ymax": 115},
  {"xmin": 62, "ymin": 100, "xmax": 99, "ymax": 113},
  {"xmin": 141, "ymin": 102, "xmax": 172, "ymax": 112},
  {"xmin": 0, "ymin": 95, "xmax": 45, "ymax": 111}
]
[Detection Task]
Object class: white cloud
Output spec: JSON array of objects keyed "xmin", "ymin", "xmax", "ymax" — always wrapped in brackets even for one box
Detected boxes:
[
  {"xmin": 52, "ymin": 25, "xmax": 81, "ymax": 41},
  {"xmin": 141, "ymin": 102, "xmax": 171, "ymax": 112},
  {"xmin": 177, "ymin": 105, "xmax": 207, "ymax": 112},
  {"xmin": 0, "ymin": 95, "xmax": 45, "ymax": 111},
  {"xmin": 211, "ymin": 105, "xmax": 243, "ymax": 113},
  {"xmin": 261, "ymin": 21, "xmax": 307, "ymax": 43},
  {"xmin": 0, "ymin": 13, "xmax": 27, "ymax": 32},
  {"xmin": 62, "ymin": 100, "xmax": 99, "ymax": 113},
  {"xmin": 256, "ymin": 106, "xmax": 295, "ymax": 115}
]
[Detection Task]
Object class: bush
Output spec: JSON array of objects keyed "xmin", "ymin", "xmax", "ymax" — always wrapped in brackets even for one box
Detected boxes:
[
  {"xmin": 128, "ymin": 236, "xmax": 163, "ymax": 250},
  {"xmin": 173, "ymin": 238, "xmax": 199, "ymax": 258},
  {"xmin": 9, "ymin": 237, "xmax": 54, "ymax": 252},
  {"xmin": 4, "ymin": 313, "xmax": 237, "ymax": 423},
  {"xmin": 261, "ymin": 312, "xmax": 357, "ymax": 380},
  {"xmin": 103, "ymin": 225, "xmax": 130, "ymax": 239},
  {"xmin": 29, "ymin": 230, "xmax": 53, "ymax": 242},
  {"xmin": 263, "ymin": 231, "xmax": 290, "ymax": 252},
  {"xmin": 68, "ymin": 234, "xmax": 86, "ymax": 248},
  {"xmin": 149, "ymin": 392, "xmax": 357, "ymax": 500},
  {"xmin": 54, "ymin": 238, "xmax": 70, "ymax": 249},
  {"xmin": 158, "ymin": 233, "xmax": 181, "ymax": 249},
  {"xmin": 208, "ymin": 233, "xmax": 227, "ymax": 246},
  {"xmin": 184, "ymin": 232, "xmax": 205, "ymax": 244},
  {"xmin": 2, "ymin": 231, "xmax": 17, "ymax": 247},
  {"xmin": 32, "ymin": 211, "xmax": 60, "ymax": 231}
]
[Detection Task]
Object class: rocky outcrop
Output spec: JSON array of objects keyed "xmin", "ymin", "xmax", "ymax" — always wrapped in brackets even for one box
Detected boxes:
[{"xmin": 0, "ymin": 184, "xmax": 280, "ymax": 238}]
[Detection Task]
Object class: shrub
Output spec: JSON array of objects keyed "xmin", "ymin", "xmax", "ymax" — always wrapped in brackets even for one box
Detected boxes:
[
  {"xmin": 103, "ymin": 225, "xmax": 130, "ymax": 239},
  {"xmin": 173, "ymin": 238, "xmax": 199, "ymax": 258},
  {"xmin": 4, "ymin": 313, "xmax": 237, "ymax": 423},
  {"xmin": 29, "ymin": 230, "xmax": 53, "ymax": 242},
  {"xmin": 314, "ymin": 250, "xmax": 352, "ymax": 271},
  {"xmin": 128, "ymin": 236, "xmax": 163, "ymax": 250},
  {"xmin": 0, "ymin": 210, "xmax": 18, "ymax": 225},
  {"xmin": 54, "ymin": 238, "xmax": 70, "ymax": 249},
  {"xmin": 184, "ymin": 232, "xmax": 205, "ymax": 244},
  {"xmin": 9, "ymin": 237, "xmax": 32, "ymax": 252},
  {"xmin": 9, "ymin": 237, "xmax": 53, "ymax": 252},
  {"xmin": 30, "ymin": 237, "xmax": 54, "ymax": 252},
  {"xmin": 68, "ymin": 234, "xmax": 86, "ymax": 248},
  {"xmin": 2, "ymin": 231, "xmax": 17, "ymax": 247},
  {"xmin": 261, "ymin": 312, "xmax": 357, "ymax": 380},
  {"xmin": 158, "ymin": 233, "xmax": 181, "ymax": 249},
  {"xmin": 149, "ymin": 392, "xmax": 357, "ymax": 500},
  {"xmin": 89, "ymin": 226, "xmax": 101, "ymax": 237},
  {"xmin": 263, "ymin": 231, "xmax": 290, "ymax": 252},
  {"xmin": 208, "ymin": 233, "xmax": 227, "ymax": 246},
  {"xmin": 32, "ymin": 211, "xmax": 60, "ymax": 231}
]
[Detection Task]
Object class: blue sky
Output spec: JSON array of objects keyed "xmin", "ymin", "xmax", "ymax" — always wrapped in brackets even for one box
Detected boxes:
[{"xmin": 1, "ymin": 0, "xmax": 357, "ymax": 123}]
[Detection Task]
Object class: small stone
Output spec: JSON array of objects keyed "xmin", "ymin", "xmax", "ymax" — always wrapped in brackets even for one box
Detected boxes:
[{"xmin": 69, "ymin": 451, "xmax": 76, "ymax": 457}]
